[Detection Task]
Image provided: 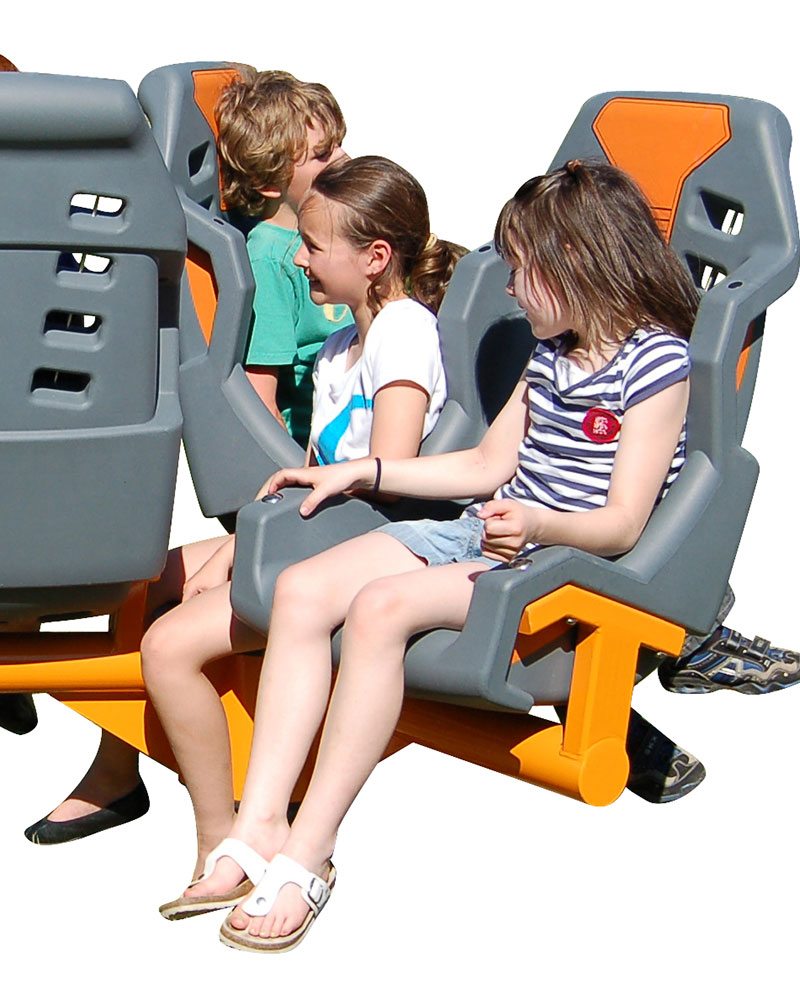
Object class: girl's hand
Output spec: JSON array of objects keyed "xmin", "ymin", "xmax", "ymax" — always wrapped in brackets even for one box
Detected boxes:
[
  {"xmin": 263, "ymin": 459, "xmax": 377, "ymax": 516},
  {"xmin": 182, "ymin": 536, "xmax": 235, "ymax": 601},
  {"xmin": 477, "ymin": 499, "xmax": 543, "ymax": 562}
]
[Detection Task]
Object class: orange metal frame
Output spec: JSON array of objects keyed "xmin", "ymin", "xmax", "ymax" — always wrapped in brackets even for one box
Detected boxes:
[{"xmin": 0, "ymin": 582, "xmax": 683, "ymax": 808}]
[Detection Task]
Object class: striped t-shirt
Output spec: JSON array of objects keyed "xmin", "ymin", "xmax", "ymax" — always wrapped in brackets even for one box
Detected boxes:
[{"xmin": 494, "ymin": 327, "xmax": 691, "ymax": 513}]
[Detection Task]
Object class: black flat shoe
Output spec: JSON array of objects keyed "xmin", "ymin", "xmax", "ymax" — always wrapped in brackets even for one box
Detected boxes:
[
  {"xmin": 0, "ymin": 693, "xmax": 38, "ymax": 736},
  {"xmin": 24, "ymin": 781, "xmax": 150, "ymax": 845}
]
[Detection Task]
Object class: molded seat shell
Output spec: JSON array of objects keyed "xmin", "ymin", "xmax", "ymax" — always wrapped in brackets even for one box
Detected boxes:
[{"xmin": 0, "ymin": 73, "xmax": 185, "ymax": 623}]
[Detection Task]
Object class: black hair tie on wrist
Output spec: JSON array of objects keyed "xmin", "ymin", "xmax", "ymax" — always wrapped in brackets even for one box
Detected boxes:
[{"xmin": 373, "ymin": 457, "xmax": 382, "ymax": 492}]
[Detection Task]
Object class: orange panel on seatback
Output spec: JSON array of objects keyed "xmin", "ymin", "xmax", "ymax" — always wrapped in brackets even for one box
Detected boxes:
[
  {"xmin": 593, "ymin": 98, "xmax": 731, "ymax": 241},
  {"xmin": 192, "ymin": 67, "xmax": 242, "ymax": 137},
  {"xmin": 187, "ymin": 243, "xmax": 219, "ymax": 344}
]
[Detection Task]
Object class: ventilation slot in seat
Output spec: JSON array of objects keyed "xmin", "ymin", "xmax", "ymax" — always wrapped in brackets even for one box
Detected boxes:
[
  {"xmin": 57, "ymin": 252, "xmax": 113, "ymax": 275},
  {"xmin": 44, "ymin": 311, "xmax": 101, "ymax": 338},
  {"xmin": 686, "ymin": 254, "xmax": 728, "ymax": 291},
  {"xmin": 31, "ymin": 368, "xmax": 91, "ymax": 397},
  {"xmin": 188, "ymin": 141, "xmax": 211, "ymax": 178},
  {"xmin": 70, "ymin": 193, "xmax": 125, "ymax": 218},
  {"xmin": 701, "ymin": 192, "xmax": 744, "ymax": 236}
]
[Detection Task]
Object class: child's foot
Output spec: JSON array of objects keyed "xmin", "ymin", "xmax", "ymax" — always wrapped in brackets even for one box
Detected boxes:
[
  {"xmin": 659, "ymin": 626, "xmax": 800, "ymax": 695},
  {"xmin": 24, "ymin": 780, "xmax": 149, "ymax": 844},
  {"xmin": 184, "ymin": 820, "xmax": 288, "ymax": 900},
  {"xmin": 222, "ymin": 853, "xmax": 335, "ymax": 952},
  {"xmin": 625, "ymin": 708, "xmax": 705, "ymax": 804},
  {"xmin": 159, "ymin": 835, "xmax": 272, "ymax": 921}
]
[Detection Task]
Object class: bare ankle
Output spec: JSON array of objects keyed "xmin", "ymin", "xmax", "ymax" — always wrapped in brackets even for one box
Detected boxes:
[{"xmin": 231, "ymin": 813, "xmax": 290, "ymax": 860}]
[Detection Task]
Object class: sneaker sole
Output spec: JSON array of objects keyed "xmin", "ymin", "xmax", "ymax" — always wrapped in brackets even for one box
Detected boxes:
[
  {"xmin": 628, "ymin": 761, "xmax": 706, "ymax": 804},
  {"xmin": 661, "ymin": 670, "xmax": 800, "ymax": 696}
]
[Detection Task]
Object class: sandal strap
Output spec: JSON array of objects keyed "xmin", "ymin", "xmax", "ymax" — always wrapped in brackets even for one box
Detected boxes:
[
  {"xmin": 202, "ymin": 837, "xmax": 268, "ymax": 885},
  {"xmin": 242, "ymin": 853, "xmax": 332, "ymax": 918}
]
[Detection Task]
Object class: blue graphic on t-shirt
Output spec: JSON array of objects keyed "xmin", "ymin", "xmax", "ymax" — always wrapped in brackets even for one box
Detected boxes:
[{"xmin": 317, "ymin": 395, "xmax": 373, "ymax": 465}]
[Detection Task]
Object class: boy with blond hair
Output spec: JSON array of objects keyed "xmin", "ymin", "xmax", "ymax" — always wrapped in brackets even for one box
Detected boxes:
[{"xmin": 216, "ymin": 68, "xmax": 351, "ymax": 443}]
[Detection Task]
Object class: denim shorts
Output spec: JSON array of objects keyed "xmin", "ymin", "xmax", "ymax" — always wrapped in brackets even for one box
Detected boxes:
[{"xmin": 373, "ymin": 514, "xmax": 502, "ymax": 568}]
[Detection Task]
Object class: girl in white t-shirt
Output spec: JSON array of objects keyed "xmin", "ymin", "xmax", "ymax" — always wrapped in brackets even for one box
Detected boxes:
[{"xmin": 138, "ymin": 156, "xmax": 463, "ymax": 913}]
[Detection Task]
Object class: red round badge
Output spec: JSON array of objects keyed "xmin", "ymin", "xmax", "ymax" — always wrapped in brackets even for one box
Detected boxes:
[{"xmin": 582, "ymin": 407, "xmax": 621, "ymax": 442}]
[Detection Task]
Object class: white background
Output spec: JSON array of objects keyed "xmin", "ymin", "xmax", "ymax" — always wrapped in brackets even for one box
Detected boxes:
[{"xmin": 2, "ymin": 4, "xmax": 799, "ymax": 997}]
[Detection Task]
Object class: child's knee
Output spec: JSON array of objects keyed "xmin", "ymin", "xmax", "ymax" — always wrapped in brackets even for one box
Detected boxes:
[
  {"xmin": 140, "ymin": 615, "xmax": 188, "ymax": 688},
  {"xmin": 346, "ymin": 577, "xmax": 409, "ymax": 642},
  {"xmin": 274, "ymin": 560, "xmax": 336, "ymax": 622}
]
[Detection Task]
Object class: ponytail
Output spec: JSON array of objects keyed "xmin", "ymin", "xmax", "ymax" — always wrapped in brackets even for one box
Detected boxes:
[
  {"xmin": 310, "ymin": 156, "xmax": 466, "ymax": 315},
  {"xmin": 408, "ymin": 234, "xmax": 468, "ymax": 314}
]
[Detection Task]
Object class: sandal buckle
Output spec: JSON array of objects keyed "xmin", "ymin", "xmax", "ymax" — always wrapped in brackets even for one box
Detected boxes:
[{"xmin": 307, "ymin": 876, "xmax": 325, "ymax": 906}]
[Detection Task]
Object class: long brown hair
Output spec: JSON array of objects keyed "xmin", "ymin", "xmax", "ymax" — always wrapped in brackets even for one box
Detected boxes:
[
  {"xmin": 494, "ymin": 160, "xmax": 699, "ymax": 347},
  {"xmin": 308, "ymin": 155, "xmax": 466, "ymax": 315}
]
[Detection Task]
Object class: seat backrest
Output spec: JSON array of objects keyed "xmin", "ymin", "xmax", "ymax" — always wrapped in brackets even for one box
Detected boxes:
[
  {"xmin": 139, "ymin": 63, "xmax": 304, "ymax": 521},
  {"xmin": 0, "ymin": 72, "xmax": 185, "ymax": 624},
  {"xmin": 550, "ymin": 93, "xmax": 798, "ymax": 455},
  {"xmin": 537, "ymin": 93, "xmax": 799, "ymax": 637}
]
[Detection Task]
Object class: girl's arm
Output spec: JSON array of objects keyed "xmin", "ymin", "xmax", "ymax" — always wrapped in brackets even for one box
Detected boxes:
[
  {"xmin": 368, "ymin": 381, "xmax": 428, "ymax": 458},
  {"xmin": 358, "ymin": 380, "xmax": 428, "ymax": 503},
  {"xmin": 479, "ymin": 378, "xmax": 690, "ymax": 559},
  {"xmin": 266, "ymin": 378, "xmax": 529, "ymax": 515}
]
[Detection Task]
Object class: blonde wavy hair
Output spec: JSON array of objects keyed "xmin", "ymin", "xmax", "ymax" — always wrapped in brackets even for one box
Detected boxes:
[{"xmin": 216, "ymin": 68, "xmax": 346, "ymax": 218}]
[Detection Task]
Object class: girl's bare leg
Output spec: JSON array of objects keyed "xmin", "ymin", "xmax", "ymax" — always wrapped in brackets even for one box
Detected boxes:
[
  {"xmin": 196, "ymin": 532, "xmax": 426, "ymax": 897},
  {"xmin": 141, "ymin": 577, "xmax": 267, "ymax": 884},
  {"xmin": 43, "ymin": 536, "xmax": 235, "ymax": 831},
  {"xmin": 228, "ymin": 557, "xmax": 487, "ymax": 941}
]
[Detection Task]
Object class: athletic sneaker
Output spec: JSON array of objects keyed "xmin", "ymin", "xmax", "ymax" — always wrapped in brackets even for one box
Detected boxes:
[
  {"xmin": 659, "ymin": 626, "xmax": 800, "ymax": 695},
  {"xmin": 625, "ymin": 708, "xmax": 706, "ymax": 804}
]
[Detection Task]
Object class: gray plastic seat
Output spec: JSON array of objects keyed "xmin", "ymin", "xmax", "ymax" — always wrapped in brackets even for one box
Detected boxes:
[
  {"xmin": 138, "ymin": 63, "xmax": 308, "ymax": 523},
  {"xmin": 0, "ymin": 72, "xmax": 184, "ymax": 624},
  {"xmin": 230, "ymin": 92, "xmax": 799, "ymax": 713}
]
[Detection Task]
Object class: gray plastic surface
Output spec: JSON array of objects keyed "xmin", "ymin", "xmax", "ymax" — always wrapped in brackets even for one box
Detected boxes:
[
  {"xmin": 230, "ymin": 92, "xmax": 798, "ymax": 712},
  {"xmin": 0, "ymin": 73, "xmax": 185, "ymax": 623},
  {"xmin": 139, "ymin": 63, "xmax": 305, "ymax": 519}
]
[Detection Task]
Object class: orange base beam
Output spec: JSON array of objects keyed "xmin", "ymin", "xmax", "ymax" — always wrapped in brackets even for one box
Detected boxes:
[{"xmin": 1, "ymin": 583, "xmax": 685, "ymax": 807}]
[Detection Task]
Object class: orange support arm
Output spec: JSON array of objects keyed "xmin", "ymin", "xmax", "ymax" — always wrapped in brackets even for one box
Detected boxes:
[{"xmin": 396, "ymin": 585, "xmax": 685, "ymax": 806}]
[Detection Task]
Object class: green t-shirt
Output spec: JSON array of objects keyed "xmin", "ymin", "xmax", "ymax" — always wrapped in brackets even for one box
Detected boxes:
[{"xmin": 245, "ymin": 221, "xmax": 352, "ymax": 444}]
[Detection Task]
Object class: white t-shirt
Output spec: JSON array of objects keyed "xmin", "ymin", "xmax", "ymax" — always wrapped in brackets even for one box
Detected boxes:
[{"xmin": 309, "ymin": 298, "xmax": 447, "ymax": 464}]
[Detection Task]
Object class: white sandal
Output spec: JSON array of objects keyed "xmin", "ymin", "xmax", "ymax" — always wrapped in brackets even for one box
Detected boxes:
[
  {"xmin": 219, "ymin": 853, "xmax": 336, "ymax": 952},
  {"xmin": 159, "ymin": 837, "xmax": 269, "ymax": 920}
]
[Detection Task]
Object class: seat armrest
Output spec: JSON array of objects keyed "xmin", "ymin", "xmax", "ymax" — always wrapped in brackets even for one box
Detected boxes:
[{"xmin": 231, "ymin": 490, "xmax": 387, "ymax": 633}]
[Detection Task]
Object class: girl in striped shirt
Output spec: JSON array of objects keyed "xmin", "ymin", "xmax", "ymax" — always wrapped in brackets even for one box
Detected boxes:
[{"xmin": 209, "ymin": 161, "xmax": 699, "ymax": 953}]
